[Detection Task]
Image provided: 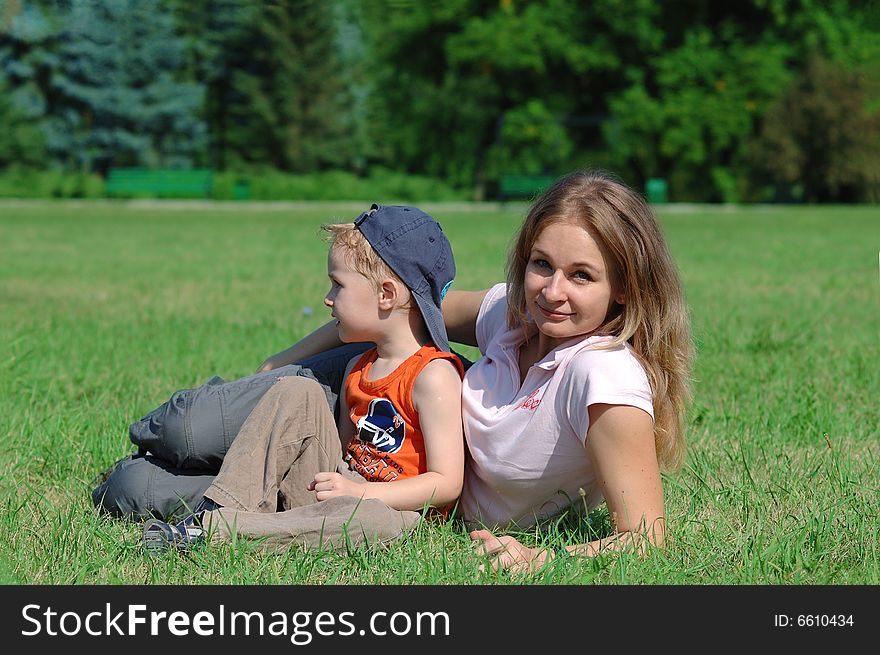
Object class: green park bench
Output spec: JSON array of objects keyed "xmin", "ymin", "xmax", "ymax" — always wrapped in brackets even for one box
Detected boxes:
[
  {"xmin": 497, "ymin": 174, "xmax": 557, "ymax": 202},
  {"xmin": 105, "ymin": 168, "xmax": 214, "ymax": 198},
  {"xmin": 645, "ymin": 177, "xmax": 668, "ymax": 204}
]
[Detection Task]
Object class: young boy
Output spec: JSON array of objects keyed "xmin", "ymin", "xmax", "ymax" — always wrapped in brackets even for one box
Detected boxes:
[{"xmin": 143, "ymin": 204, "xmax": 464, "ymax": 553}]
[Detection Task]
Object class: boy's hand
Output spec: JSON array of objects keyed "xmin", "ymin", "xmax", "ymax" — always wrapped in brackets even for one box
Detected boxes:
[{"xmin": 309, "ymin": 471, "xmax": 366, "ymax": 501}]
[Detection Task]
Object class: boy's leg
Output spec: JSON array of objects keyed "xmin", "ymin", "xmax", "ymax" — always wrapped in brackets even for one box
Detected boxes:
[
  {"xmin": 201, "ymin": 496, "xmax": 421, "ymax": 552},
  {"xmin": 128, "ymin": 343, "xmax": 372, "ymax": 469},
  {"xmin": 97, "ymin": 344, "xmax": 370, "ymax": 522},
  {"xmin": 203, "ymin": 376, "xmax": 345, "ymax": 513},
  {"xmin": 91, "ymin": 453, "xmax": 216, "ymax": 521},
  {"xmin": 195, "ymin": 374, "xmax": 422, "ymax": 553}
]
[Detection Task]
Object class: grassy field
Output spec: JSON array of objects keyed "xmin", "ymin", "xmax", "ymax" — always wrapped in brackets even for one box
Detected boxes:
[{"xmin": 0, "ymin": 200, "xmax": 877, "ymax": 585}]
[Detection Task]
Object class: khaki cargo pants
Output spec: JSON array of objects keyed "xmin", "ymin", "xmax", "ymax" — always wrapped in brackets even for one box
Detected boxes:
[{"xmin": 200, "ymin": 375, "xmax": 421, "ymax": 551}]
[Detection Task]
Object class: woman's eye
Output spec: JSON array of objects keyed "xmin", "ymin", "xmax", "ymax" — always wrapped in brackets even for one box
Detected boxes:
[
  {"xmin": 533, "ymin": 258, "xmax": 550, "ymax": 269},
  {"xmin": 573, "ymin": 271, "xmax": 591, "ymax": 281}
]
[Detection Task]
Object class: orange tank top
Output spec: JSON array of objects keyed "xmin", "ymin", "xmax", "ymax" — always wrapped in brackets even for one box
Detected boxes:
[{"xmin": 344, "ymin": 344, "xmax": 464, "ymax": 483}]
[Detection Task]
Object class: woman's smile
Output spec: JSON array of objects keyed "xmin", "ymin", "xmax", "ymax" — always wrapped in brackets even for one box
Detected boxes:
[{"xmin": 535, "ymin": 303, "xmax": 573, "ymax": 320}]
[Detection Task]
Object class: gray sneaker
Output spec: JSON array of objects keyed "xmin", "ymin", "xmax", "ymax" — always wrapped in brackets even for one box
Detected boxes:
[{"xmin": 143, "ymin": 516, "xmax": 205, "ymax": 554}]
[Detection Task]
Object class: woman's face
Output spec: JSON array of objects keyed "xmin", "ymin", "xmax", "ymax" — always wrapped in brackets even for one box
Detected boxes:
[{"xmin": 523, "ymin": 220, "xmax": 622, "ymax": 353}]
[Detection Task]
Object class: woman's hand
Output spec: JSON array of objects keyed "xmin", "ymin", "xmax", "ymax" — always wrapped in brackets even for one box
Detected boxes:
[
  {"xmin": 309, "ymin": 472, "xmax": 366, "ymax": 501},
  {"xmin": 256, "ymin": 320, "xmax": 345, "ymax": 373},
  {"xmin": 470, "ymin": 529, "xmax": 551, "ymax": 574},
  {"xmin": 257, "ymin": 351, "xmax": 290, "ymax": 372}
]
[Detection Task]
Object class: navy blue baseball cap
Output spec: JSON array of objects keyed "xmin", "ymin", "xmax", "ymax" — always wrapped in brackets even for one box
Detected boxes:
[{"xmin": 354, "ymin": 204, "xmax": 455, "ymax": 352}]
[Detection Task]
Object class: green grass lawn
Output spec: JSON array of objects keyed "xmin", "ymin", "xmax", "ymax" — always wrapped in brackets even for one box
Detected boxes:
[{"xmin": 0, "ymin": 200, "xmax": 877, "ymax": 584}]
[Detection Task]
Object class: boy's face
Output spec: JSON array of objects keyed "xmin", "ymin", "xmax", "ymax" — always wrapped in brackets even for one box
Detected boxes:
[{"xmin": 324, "ymin": 245, "xmax": 380, "ymax": 343}]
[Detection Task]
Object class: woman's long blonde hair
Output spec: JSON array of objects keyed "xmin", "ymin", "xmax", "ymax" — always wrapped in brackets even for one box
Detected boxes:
[{"xmin": 506, "ymin": 170, "xmax": 694, "ymax": 472}]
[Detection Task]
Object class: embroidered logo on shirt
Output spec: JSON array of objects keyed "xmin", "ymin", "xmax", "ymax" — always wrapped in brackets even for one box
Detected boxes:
[
  {"xmin": 355, "ymin": 398, "xmax": 406, "ymax": 453},
  {"xmin": 518, "ymin": 389, "xmax": 543, "ymax": 411}
]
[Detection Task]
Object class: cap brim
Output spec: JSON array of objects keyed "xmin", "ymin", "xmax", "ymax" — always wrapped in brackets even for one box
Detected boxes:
[{"xmin": 411, "ymin": 291, "xmax": 450, "ymax": 352}]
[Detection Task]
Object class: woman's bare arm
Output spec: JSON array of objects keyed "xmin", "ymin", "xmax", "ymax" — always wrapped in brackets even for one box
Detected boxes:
[
  {"xmin": 257, "ymin": 320, "xmax": 343, "ymax": 372},
  {"xmin": 441, "ymin": 289, "xmax": 490, "ymax": 348},
  {"xmin": 472, "ymin": 403, "xmax": 664, "ymax": 572}
]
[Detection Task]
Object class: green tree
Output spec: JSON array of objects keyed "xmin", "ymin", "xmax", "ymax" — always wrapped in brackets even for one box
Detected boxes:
[
  {"xmin": 1, "ymin": 0, "xmax": 206, "ymax": 173},
  {"xmin": 202, "ymin": 0, "xmax": 356, "ymax": 172},
  {"xmin": 487, "ymin": 99, "xmax": 573, "ymax": 177},
  {"xmin": 0, "ymin": 0, "xmax": 56, "ymax": 169},
  {"xmin": 0, "ymin": 74, "xmax": 46, "ymax": 168},
  {"xmin": 52, "ymin": 0, "xmax": 206, "ymax": 172},
  {"xmin": 168, "ymin": 0, "xmax": 257, "ymax": 170},
  {"xmin": 359, "ymin": 0, "xmax": 879, "ymax": 200},
  {"xmin": 360, "ymin": 0, "xmax": 665, "ymax": 195},
  {"xmin": 752, "ymin": 54, "xmax": 880, "ymax": 202},
  {"xmin": 605, "ymin": 0, "xmax": 880, "ymax": 201},
  {"xmin": 605, "ymin": 30, "xmax": 791, "ymax": 202}
]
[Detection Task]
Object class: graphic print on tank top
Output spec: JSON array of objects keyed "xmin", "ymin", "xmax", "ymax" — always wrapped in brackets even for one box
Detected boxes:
[{"xmin": 355, "ymin": 398, "xmax": 406, "ymax": 453}]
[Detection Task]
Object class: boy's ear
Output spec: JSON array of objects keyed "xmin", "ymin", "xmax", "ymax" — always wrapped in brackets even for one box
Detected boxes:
[{"xmin": 377, "ymin": 278, "xmax": 401, "ymax": 310}]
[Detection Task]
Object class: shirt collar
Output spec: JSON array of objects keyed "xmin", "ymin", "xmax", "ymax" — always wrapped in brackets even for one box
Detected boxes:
[
  {"xmin": 504, "ymin": 325, "xmax": 615, "ymax": 371},
  {"xmin": 535, "ymin": 335, "xmax": 612, "ymax": 371}
]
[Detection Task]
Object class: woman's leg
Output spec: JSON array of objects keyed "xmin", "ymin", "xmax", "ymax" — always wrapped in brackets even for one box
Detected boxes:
[
  {"xmin": 98, "ymin": 344, "xmax": 371, "ymax": 520},
  {"xmin": 128, "ymin": 343, "xmax": 372, "ymax": 469},
  {"xmin": 91, "ymin": 453, "xmax": 216, "ymax": 521}
]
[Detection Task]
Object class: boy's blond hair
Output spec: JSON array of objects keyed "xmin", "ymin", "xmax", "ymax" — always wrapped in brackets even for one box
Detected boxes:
[{"xmin": 322, "ymin": 223, "xmax": 409, "ymax": 301}]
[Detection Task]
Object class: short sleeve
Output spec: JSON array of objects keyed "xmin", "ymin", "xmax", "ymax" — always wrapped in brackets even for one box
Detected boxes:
[
  {"xmin": 475, "ymin": 283, "xmax": 509, "ymax": 354},
  {"xmin": 560, "ymin": 345, "xmax": 654, "ymax": 445}
]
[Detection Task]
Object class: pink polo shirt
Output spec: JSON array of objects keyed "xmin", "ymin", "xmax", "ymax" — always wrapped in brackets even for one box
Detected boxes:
[{"xmin": 460, "ymin": 283, "xmax": 654, "ymax": 529}]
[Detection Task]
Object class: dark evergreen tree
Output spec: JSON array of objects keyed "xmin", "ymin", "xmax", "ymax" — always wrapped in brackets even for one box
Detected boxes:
[
  {"xmin": 2, "ymin": 0, "xmax": 207, "ymax": 173},
  {"xmin": 0, "ymin": 0, "xmax": 56, "ymax": 168},
  {"xmin": 226, "ymin": 0, "xmax": 356, "ymax": 171},
  {"xmin": 167, "ymin": 0, "xmax": 257, "ymax": 170},
  {"xmin": 49, "ymin": 0, "xmax": 207, "ymax": 172},
  {"xmin": 169, "ymin": 0, "xmax": 357, "ymax": 172},
  {"xmin": 0, "ymin": 74, "xmax": 46, "ymax": 168}
]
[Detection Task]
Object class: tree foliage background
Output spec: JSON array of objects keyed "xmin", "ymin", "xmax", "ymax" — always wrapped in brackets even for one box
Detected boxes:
[{"xmin": 1, "ymin": 0, "xmax": 878, "ymax": 202}]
